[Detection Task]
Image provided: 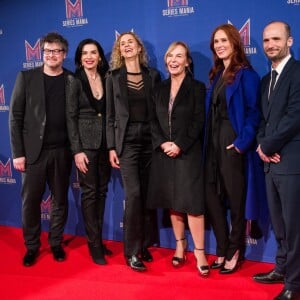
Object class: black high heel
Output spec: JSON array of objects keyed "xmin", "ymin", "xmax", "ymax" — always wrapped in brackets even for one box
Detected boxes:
[
  {"xmin": 194, "ymin": 248, "xmax": 210, "ymax": 277},
  {"xmin": 172, "ymin": 237, "xmax": 187, "ymax": 268},
  {"xmin": 219, "ymin": 250, "xmax": 241, "ymax": 274},
  {"xmin": 210, "ymin": 257, "xmax": 225, "ymax": 269}
]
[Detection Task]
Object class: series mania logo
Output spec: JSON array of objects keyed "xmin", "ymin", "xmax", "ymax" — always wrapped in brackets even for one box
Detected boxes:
[
  {"xmin": 229, "ymin": 18, "xmax": 257, "ymax": 55},
  {"xmin": 23, "ymin": 39, "xmax": 43, "ymax": 69},
  {"xmin": 162, "ymin": 0, "xmax": 195, "ymax": 17},
  {"xmin": 287, "ymin": 0, "xmax": 300, "ymax": 5},
  {"xmin": 0, "ymin": 85, "xmax": 9, "ymax": 112},
  {"xmin": 0, "ymin": 159, "xmax": 16, "ymax": 184},
  {"xmin": 41, "ymin": 195, "xmax": 51, "ymax": 221},
  {"xmin": 62, "ymin": 0, "xmax": 88, "ymax": 27}
]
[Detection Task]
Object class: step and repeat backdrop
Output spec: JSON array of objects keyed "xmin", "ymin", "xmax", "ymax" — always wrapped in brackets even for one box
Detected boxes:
[{"xmin": 0, "ymin": 0, "xmax": 299, "ymax": 263}]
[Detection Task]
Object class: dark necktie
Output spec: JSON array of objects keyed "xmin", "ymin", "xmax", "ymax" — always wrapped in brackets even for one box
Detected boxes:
[{"xmin": 268, "ymin": 70, "xmax": 278, "ymax": 99}]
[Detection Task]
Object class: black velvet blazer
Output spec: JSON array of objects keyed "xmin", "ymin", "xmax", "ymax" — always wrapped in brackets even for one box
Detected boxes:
[{"xmin": 66, "ymin": 68, "xmax": 107, "ymax": 154}]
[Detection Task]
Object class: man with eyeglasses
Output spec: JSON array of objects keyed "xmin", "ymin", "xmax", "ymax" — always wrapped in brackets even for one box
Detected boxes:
[{"xmin": 9, "ymin": 32, "xmax": 80, "ymax": 266}]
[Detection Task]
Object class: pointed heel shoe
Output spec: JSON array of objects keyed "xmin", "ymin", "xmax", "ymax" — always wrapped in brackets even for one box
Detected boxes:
[
  {"xmin": 194, "ymin": 248, "xmax": 210, "ymax": 277},
  {"xmin": 172, "ymin": 237, "xmax": 187, "ymax": 268},
  {"xmin": 219, "ymin": 250, "xmax": 241, "ymax": 275}
]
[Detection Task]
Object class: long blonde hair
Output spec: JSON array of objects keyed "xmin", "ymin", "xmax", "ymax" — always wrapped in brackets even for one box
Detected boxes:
[{"xmin": 109, "ymin": 32, "xmax": 148, "ymax": 70}]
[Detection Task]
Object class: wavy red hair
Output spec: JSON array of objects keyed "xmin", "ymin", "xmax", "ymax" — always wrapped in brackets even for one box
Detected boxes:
[{"xmin": 209, "ymin": 24, "xmax": 251, "ymax": 84}]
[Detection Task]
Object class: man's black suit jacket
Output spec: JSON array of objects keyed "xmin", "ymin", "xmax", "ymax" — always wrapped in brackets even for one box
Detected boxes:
[{"xmin": 9, "ymin": 66, "xmax": 79, "ymax": 164}]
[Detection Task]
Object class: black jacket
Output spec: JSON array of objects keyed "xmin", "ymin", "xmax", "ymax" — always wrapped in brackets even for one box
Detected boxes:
[
  {"xmin": 66, "ymin": 68, "xmax": 107, "ymax": 154},
  {"xmin": 9, "ymin": 66, "xmax": 78, "ymax": 164},
  {"xmin": 106, "ymin": 66, "xmax": 161, "ymax": 156}
]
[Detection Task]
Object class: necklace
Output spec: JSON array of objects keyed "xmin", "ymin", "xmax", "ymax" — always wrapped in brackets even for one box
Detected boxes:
[
  {"xmin": 127, "ymin": 71, "xmax": 142, "ymax": 76},
  {"xmin": 87, "ymin": 73, "xmax": 98, "ymax": 81}
]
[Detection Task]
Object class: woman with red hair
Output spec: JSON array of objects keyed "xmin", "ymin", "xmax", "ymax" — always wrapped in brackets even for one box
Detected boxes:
[{"xmin": 204, "ymin": 24, "xmax": 263, "ymax": 274}]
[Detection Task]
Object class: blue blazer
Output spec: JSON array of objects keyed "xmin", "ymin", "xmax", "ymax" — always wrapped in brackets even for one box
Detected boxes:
[
  {"xmin": 205, "ymin": 67, "xmax": 265, "ymax": 219},
  {"xmin": 205, "ymin": 68, "xmax": 261, "ymax": 152}
]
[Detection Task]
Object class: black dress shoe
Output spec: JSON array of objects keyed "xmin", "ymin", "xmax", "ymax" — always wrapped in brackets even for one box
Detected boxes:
[
  {"xmin": 23, "ymin": 249, "xmax": 39, "ymax": 266},
  {"xmin": 89, "ymin": 244, "xmax": 107, "ymax": 265},
  {"xmin": 141, "ymin": 247, "xmax": 153, "ymax": 262},
  {"xmin": 126, "ymin": 255, "xmax": 147, "ymax": 272},
  {"xmin": 253, "ymin": 269, "xmax": 284, "ymax": 284},
  {"xmin": 274, "ymin": 288, "xmax": 300, "ymax": 300},
  {"xmin": 51, "ymin": 245, "xmax": 66, "ymax": 262}
]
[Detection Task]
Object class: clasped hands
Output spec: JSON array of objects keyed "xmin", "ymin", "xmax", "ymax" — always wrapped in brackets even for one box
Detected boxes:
[
  {"xmin": 256, "ymin": 144, "xmax": 281, "ymax": 163},
  {"xmin": 161, "ymin": 142, "xmax": 181, "ymax": 158}
]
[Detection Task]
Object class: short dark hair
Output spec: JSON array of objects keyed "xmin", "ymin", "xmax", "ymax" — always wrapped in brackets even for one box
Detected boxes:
[
  {"xmin": 74, "ymin": 38, "xmax": 109, "ymax": 78},
  {"xmin": 40, "ymin": 32, "xmax": 69, "ymax": 53}
]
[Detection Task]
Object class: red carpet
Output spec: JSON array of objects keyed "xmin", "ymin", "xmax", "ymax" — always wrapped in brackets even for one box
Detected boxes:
[{"xmin": 0, "ymin": 226, "xmax": 281, "ymax": 300}]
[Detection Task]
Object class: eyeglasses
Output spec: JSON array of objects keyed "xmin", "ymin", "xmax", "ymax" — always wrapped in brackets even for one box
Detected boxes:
[{"xmin": 43, "ymin": 49, "xmax": 65, "ymax": 55}]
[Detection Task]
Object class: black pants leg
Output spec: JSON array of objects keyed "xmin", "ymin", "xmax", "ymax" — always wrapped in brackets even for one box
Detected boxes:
[
  {"xmin": 47, "ymin": 148, "xmax": 72, "ymax": 247},
  {"xmin": 219, "ymin": 147, "xmax": 246, "ymax": 260},
  {"xmin": 22, "ymin": 148, "xmax": 71, "ymax": 250},
  {"xmin": 265, "ymin": 172, "xmax": 287, "ymax": 275},
  {"xmin": 205, "ymin": 182, "xmax": 229, "ymax": 257},
  {"xmin": 22, "ymin": 154, "xmax": 48, "ymax": 251},
  {"xmin": 119, "ymin": 122, "xmax": 158, "ymax": 257},
  {"xmin": 79, "ymin": 149, "xmax": 111, "ymax": 246},
  {"xmin": 206, "ymin": 120, "xmax": 246, "ymax": 260}
]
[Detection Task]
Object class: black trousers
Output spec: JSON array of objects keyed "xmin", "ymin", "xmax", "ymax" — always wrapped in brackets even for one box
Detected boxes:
[
  {"xmin": 78, "ymin": 149, "xmax": 111, "ymax": 247},
  {"xmin": 21, "ymin": 147, "xmax": 72, "ymax": 250},
  {"xmin": 265, "ymin": 171, "xmax": 300, "ymax": 291},
  {"xmin": 205, "ymin": 120, "xmax": 246, "ymax": 260},
  {"xmin": 119, "ymin": 122, "xmax": 158, "ymax": 257}
]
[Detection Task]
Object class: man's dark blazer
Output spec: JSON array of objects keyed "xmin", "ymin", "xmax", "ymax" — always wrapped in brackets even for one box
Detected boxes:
[
  {"xmin": 9, "ymin": 66, "xmax": 79, "ymax": 164},
  {"xmin": 257, "ymin": 57, "xmax": 300, "ymax": 174},
  {"xmin": 106, "ymin": 66, "xmax": 161, "ymax": 156},
  {"xmin": 66, "ymin": 68, "xmax": 106, "ymax": 154}
]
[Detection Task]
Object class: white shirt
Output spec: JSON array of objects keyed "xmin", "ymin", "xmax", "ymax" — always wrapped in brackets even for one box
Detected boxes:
[{"xmin": 271, "ymin": 54, "xmax": 291, "ymax": 86}]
